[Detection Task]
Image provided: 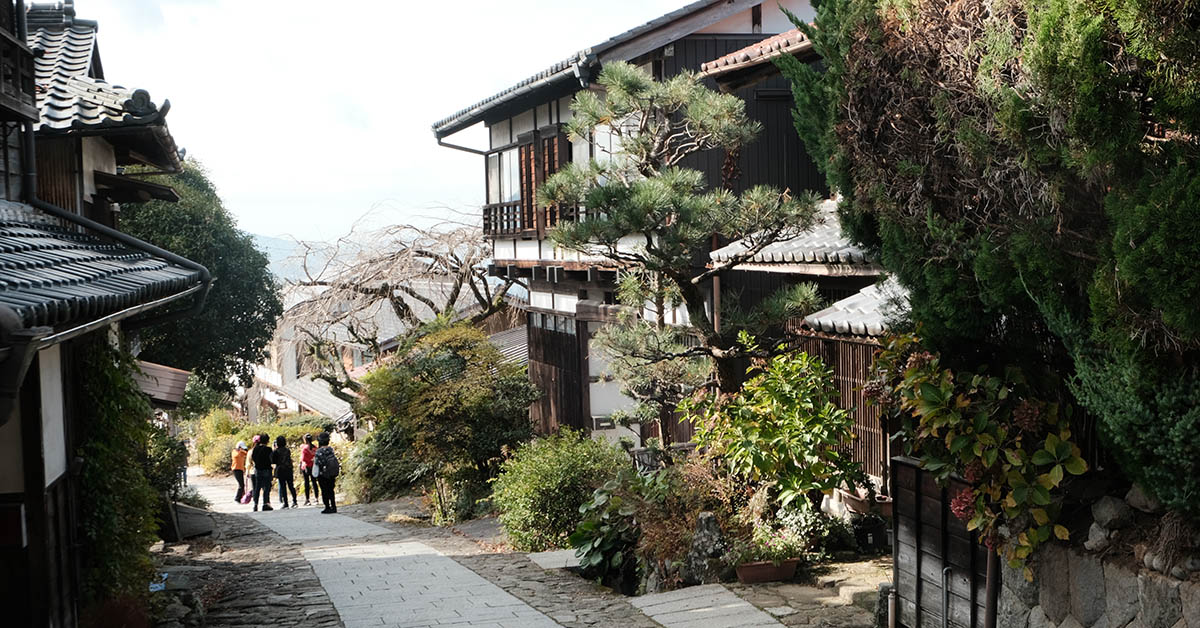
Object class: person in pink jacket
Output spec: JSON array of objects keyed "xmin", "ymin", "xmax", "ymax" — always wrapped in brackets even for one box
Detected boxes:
[{"xmin": 300, "ymin": 433, "xmax": 320, "ymax": 506}]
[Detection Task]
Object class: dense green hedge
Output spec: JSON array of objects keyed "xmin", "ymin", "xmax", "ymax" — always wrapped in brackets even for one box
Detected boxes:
[
  {"xmin": 77, "ymin": 338, "xmax": 158, "ymax": 610},
  {"xmin": 492, "ymin": 431, "xmax": 629, "ymax": 551}
]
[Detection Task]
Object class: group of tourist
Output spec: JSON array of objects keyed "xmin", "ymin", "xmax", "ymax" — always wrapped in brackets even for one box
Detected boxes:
[{"xmin": 231, "ymin": 432, "xmax": 341, "ymax": 514}]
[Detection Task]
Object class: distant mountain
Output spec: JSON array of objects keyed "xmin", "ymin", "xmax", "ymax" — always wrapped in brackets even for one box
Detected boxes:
[{"xmin": 250, "ymin": 233, "xmax": 308, "ymax": 283}]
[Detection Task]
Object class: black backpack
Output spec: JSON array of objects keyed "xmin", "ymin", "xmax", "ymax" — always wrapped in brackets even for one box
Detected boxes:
[{"xmin": 317, "ymin": 447, "xmax": 340, "ymax": 478}]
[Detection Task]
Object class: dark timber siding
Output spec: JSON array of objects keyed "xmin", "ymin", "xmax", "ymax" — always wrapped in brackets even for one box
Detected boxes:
[
  {"xmin": 527, "ymin": 313, "xmax": 588, "ymax": 434},
  {"xmin": 892, "ymin": 457, "xmax": 991, "ymax": 628},
  {"xmin": 660, "ymin": 35, "xmax": 827, "ymax": 197},
  {"xmin": 36, "ymin": 137, "xmax": 79, "ymax": 212}
]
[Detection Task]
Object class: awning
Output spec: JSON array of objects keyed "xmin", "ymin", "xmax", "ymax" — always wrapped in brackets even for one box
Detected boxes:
[
  {"xmin": 94, "ymin": 171, "xmax": 180, "ymax": 203},
  {"xmin": 132, "ymin": 360, "xmax": 190, "ymax": 408}
]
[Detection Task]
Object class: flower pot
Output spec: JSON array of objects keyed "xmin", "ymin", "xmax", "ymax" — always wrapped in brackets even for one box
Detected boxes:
[
  {"xmin": 837, "ymin": 487, "xmax": 871, "ymax": 514},
  {"xmin": 875, "ymin": 494, "xmax": 893, "ymax": 519},
  {"xmin": 735, "ymin": 558, "xmax": 801, "ymax": 584}
]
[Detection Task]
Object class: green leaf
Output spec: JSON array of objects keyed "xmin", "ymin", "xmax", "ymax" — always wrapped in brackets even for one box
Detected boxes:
[
  {"xmin": 1032, "ymin": 485, "xmax": 1051, "ymax": 505},
  {"xmin": 950, "ymin": 435, "xmax": 971, "ymax": 453},
  {"xmin": 1032, "ymin": 508, "xmax": 1049, "ymax": 525},
  {"xmin": 1049, "ymin": 464, "xmax": 1064, "ymax": 485},
  {"xmin": 1063, "ymin": 456, "xmax": 1088, "ymax": 475},
  {"xmin": 1031, "ymin": 449, "xmax": 1056, "ymax": 466},
  {"xmin": 920, "ymin": 382, "xmax": 944, "ymax": 404}
]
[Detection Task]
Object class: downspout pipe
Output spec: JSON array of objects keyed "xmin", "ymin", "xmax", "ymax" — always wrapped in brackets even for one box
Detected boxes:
[{"xmin": 0, "ymin": 121, "xmax": 213, "ymax": 426}]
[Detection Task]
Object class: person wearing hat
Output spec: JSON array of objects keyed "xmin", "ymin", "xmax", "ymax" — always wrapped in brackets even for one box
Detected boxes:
[{"xmin": 231, "ymin": 441, "xmax": 248, "ymax": 503}]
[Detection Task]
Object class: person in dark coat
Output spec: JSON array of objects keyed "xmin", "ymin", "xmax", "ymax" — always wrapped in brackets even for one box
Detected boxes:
[
  {"xmin": 251, "ymin": 433, "xmax": 274, "ymax": 511},
  {"xmin": 273, "ymin": 435, "xmax": 298, "ymax": 508},
  {"xmin": 313, "ymin": 432, "xmax": 340, "ymax": 514}
]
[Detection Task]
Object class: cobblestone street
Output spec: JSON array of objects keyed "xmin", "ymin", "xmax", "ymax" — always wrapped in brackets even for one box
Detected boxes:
[{"xmin": 175, "ymin": 469, "xmax": 880, "ymax": 628}]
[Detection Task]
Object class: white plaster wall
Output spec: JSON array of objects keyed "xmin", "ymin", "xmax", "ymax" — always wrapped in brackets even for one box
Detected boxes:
[
  {"xmin": 529, "ymin": 289, "xmax": 554, "ymax": 311},
  {"xmin": 39, "ymin": 345, "xmax": 66, "ymax": 487},
  {"xmin": 80, "ymin": 137, "xmax": 115, "ymax": 203},
  {"xmin": 512, "ymin": 109, "xmax": 536, "ymax": 137},
  {"xmin": 0, "ymin": 406, "xmax": 23, "ymax": 494},
  {"xmin": 489, "ymin": 119, "xmax": 511, "ymax": 149},
  {"xmin": 698, "ymin": 1, "xmax": 815, "ymax": 33},
  {"xmin": 559, "ymin": 96, "xmax": 575, "ymax": 122},
  {"xmin": 514, "ymin": 239, "xmax": 540, "ymax": 261},
  {"xmin": 492, "ymin": 238, "xmax": 517, "ymax": 261},
  {"xmin": 592, "ymin": 423, "xmax": 641, "ymax": 447},
  {"xmin": 553, "ymin": 293, "xmax": 579, "ymax": 314}
]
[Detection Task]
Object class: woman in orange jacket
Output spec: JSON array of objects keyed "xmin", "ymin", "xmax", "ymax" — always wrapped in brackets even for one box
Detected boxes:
[{"xmin": 231, "ymin": 441, "xmax": 248, "ymax": 502}]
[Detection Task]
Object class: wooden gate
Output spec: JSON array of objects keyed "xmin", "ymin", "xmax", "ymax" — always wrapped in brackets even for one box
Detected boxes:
[{"xmin": 891, "ymin": 456, "xmax": 992, "ymax": 628}]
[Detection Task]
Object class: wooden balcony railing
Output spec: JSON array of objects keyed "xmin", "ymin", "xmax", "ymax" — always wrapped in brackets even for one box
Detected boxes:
[
  {"xmin": 0, "ymin": 25, "xmax": 37, "ymax": 123},
  {"xmin": 483, "ymin": 201, "xmax": 526, "ymax": 236}
]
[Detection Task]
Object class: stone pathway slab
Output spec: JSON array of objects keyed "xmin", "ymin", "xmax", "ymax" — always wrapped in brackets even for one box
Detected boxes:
[
  {"xmin": 528, "ymin": 549, "xmax": 580, "ymax": 570},
  {"xmin": 250, "ymin": 507, "xmax": 394, "ymax": 542},
  {"xmin": 631, "ymin": 583, "xmax": 782, "ymax": 628}
]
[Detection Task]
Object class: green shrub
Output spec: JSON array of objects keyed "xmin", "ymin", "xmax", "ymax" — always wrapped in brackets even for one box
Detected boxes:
[
  {"xmin": 492, "ymin": 430, "xmax": 629, "ymax": 551},
  {"xmin": 686, "ymin": 344, "xmax": 865, "ymax": 509},
  {"xmin": 144, "ymin": 426, "xmax": 188, "ymax": 498},
  {"xmin": 570, "ymin": 468, "xmax": 642, "ymax": 592},
  {"xmin": 77, "ymin": 338, "xmax": 158, "ymax": 610}
]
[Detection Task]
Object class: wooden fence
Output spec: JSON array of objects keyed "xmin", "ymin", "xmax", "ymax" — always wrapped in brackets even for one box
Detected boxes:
[{"xmin": 789, "ymin": 331, "xmax": 889, "ymax": 480}]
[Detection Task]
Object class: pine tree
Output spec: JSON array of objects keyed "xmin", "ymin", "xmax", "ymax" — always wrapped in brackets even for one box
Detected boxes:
[{"xmin": 540, "ymin": 62, "xmax": 823, "ymax": 395}]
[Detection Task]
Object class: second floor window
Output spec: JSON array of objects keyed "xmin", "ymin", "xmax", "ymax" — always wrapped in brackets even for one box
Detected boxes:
[{"xmin": 486, "ymin": 148, "xmax": 520, "ymax": 205}]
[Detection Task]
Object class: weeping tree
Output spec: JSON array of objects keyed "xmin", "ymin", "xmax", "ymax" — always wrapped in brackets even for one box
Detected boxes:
[
  {"xmin": 287, "ymin": 223, "xmax": 520, "ymax": 401},
  {"xmin": 540, "ymin": 62, "xmax": 824, "ymax": 396}
]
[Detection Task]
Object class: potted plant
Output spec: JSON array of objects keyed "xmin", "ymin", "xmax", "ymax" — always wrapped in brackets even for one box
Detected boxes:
[{"xmin": 729, "ymin": 525, "xmax": 808, "ymax": 584}]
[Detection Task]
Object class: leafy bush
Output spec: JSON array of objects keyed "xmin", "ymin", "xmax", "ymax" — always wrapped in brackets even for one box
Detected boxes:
[
  {"xmin": 192, "ymin": 409, "xmax": 333, "ymax": 475},
  {"xmin": 727, "ymin": 524, "xmax": 809, "ymax": 566},
  {"xmin": 776, "ymin": 506, "xmax": 857, "ymax": 558},
  {"xmin": 570, "ymin": 469, "xmax": 643, "ymax": 592},
  {"xmin": 492, "ymin": 430, "xmax": 628, "ymax": 551},
  {"xmin": 175, "ymin": 486, "xmax": 211, "ymax": 510},
  {"xmin": 144, "ymin": 425, "xmax": 188, "ymax": 499},
  {"xmin": 686, "ymin": 342, "xmax": 864, "ymax": 508},
  {"xmin": 77, "ymin": 338, "xmax": 158, "ymax": 610},
  {"xmin": 351, "ymin": 323, "xmax": 538, "ymax": 518}
]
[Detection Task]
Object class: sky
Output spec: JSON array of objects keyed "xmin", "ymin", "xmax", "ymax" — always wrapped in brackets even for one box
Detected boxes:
[{"xmin": 81, "ymin": 0, "xmax": 691, "ymax": 242}]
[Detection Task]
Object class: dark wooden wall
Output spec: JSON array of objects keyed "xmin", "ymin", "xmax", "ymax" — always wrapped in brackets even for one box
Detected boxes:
[
  {"xmin": 0, "ymin": 122, "xmax": 24, "ymax": 202},
  {"xmin": 36, "ymin": 137, "xmax": 79, "ymax": 212},
  {"xmin": 660, "ymin": 35, "xmax": 827, "ymax": 197},
  {"xmin": 892, "ymin": 457, "xmax": 991, "ymax": 628},
  {"xmin": 527, "ymin": 313, "xmax": 588, "ymax": 434}
]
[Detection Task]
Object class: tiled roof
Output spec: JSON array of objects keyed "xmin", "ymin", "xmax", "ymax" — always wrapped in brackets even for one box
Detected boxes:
[
  {"xmin": 489, "ymin": 325, "xmax": 528, "ymax": 367},
  {"xmin": 709, "ymin": 199, "xmax": 872, "ymax": 266},
  {"xmin": 27, "ymin": 3, "xmax": 181, "ymax": 170},
  {"xmin": 699, "ymin": 27, "xmax": 813, "ymax": 77},
  {"xmin": 433, "ymin": 0, "xmax": 744, "ymax": 137},
  {"xmin": 0, "ymin": 205, "xmax": 203, "ymax": 330},
  {"xmin": 280, "ymin": 376, "xmax": 353, "ymax": 420},
  {"xmin": 803, "ymin": 278, "xmax": 909, "ymax": 337}
]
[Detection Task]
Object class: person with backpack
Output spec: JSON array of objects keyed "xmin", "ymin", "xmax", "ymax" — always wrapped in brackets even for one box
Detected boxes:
[
  {"xmin": 313, "ymin": 432, "xmax": 340, "ymax": 514},
  {"xmin": 273, "ymin": 435, "xmax": 298, "ymax": 509},
  {"xmin": 231, "ymin": 441, "xmax": 248, "ymax": 502},
  {"xmin": 300, "ymin": 433, "xmax": 319, "ymax": 506},
  {"xmin": 251, "ymin": 433, "xmax": 274, "ymax": 512}
]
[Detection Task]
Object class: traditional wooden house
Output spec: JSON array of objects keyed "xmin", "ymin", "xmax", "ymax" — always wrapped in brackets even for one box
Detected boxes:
[
  {"xmin": 433, "ymin": 0, "xmax": 828, "ymax": 438},
  {"xmin": 0, "ymin": 3, "xmax": 205, "ymax": 627}
]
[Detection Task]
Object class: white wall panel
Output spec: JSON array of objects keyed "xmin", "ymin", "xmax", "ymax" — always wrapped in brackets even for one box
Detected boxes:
[{"xmin": 39, "ymin": 345, "xmax": 66, "ymax": 487}]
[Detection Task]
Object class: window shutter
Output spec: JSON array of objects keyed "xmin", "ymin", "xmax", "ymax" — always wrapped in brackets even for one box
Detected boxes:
[
  {"xmin": 539, "ymin": 125, "xmax": 573, "ymax": 232},
  {"xmin": 517, "ymin": 132, "xmax": 538, "ymax": 234}
]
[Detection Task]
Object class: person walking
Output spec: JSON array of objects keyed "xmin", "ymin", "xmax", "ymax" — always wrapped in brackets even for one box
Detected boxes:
[
  {"xmin": 251, "ymin": 433, "xmax": 274, "ymax": 512},
  {"xmin": 231, "ymin": 441, "xmax": 248, "ymax": 503},
  {"xmin": 300, "ymin": 433, "xmax": 319, "ymax": 506},
  {"xmin": 273, "ymin": 435, "xmax": 298, "ymax": 509},
  {"xmin": 313, "ymin": 432, "xmax": 340, "ymax": 514}
]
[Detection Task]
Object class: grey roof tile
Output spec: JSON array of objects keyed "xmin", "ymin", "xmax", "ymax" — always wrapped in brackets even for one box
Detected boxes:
[
  {"xmin": 802, "ymin": 278, "xmax": 909, "ymax": 337},
  {"xmin": 489, "ymin": 325, "xmax": 528, "ymax": 367},
  {"xmin": 280, "ymin": 376, "xmax": 352, "ymax": 420},
  {"xmin": 0, "ymin": 208, "xmax": 203, "ymax": 329},
  {"xmin": 27, "ymin": 5, "xmax": 181, "ymax": 169},
  {"xmin": 709, "ymin": 199, "xmax": 872, "ymax": 266},
  {"xmin": 699, "ymin": 27, "xmax": 813, "ymax": 77}
]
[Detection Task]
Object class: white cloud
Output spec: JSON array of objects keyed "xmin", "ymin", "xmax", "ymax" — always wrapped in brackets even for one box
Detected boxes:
[{"xmin": 80, "ymin": 0, "xmax": 688, "ymax": 240}]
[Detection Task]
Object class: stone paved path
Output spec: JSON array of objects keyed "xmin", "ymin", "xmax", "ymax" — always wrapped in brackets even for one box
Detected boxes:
[
  {"xmin": 630, "ymin": 584, "xmax": 783, "ymax": 628},
  {"xmin": 249, "ymin": 506, "xmax": 563, "ymax": 628}
]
